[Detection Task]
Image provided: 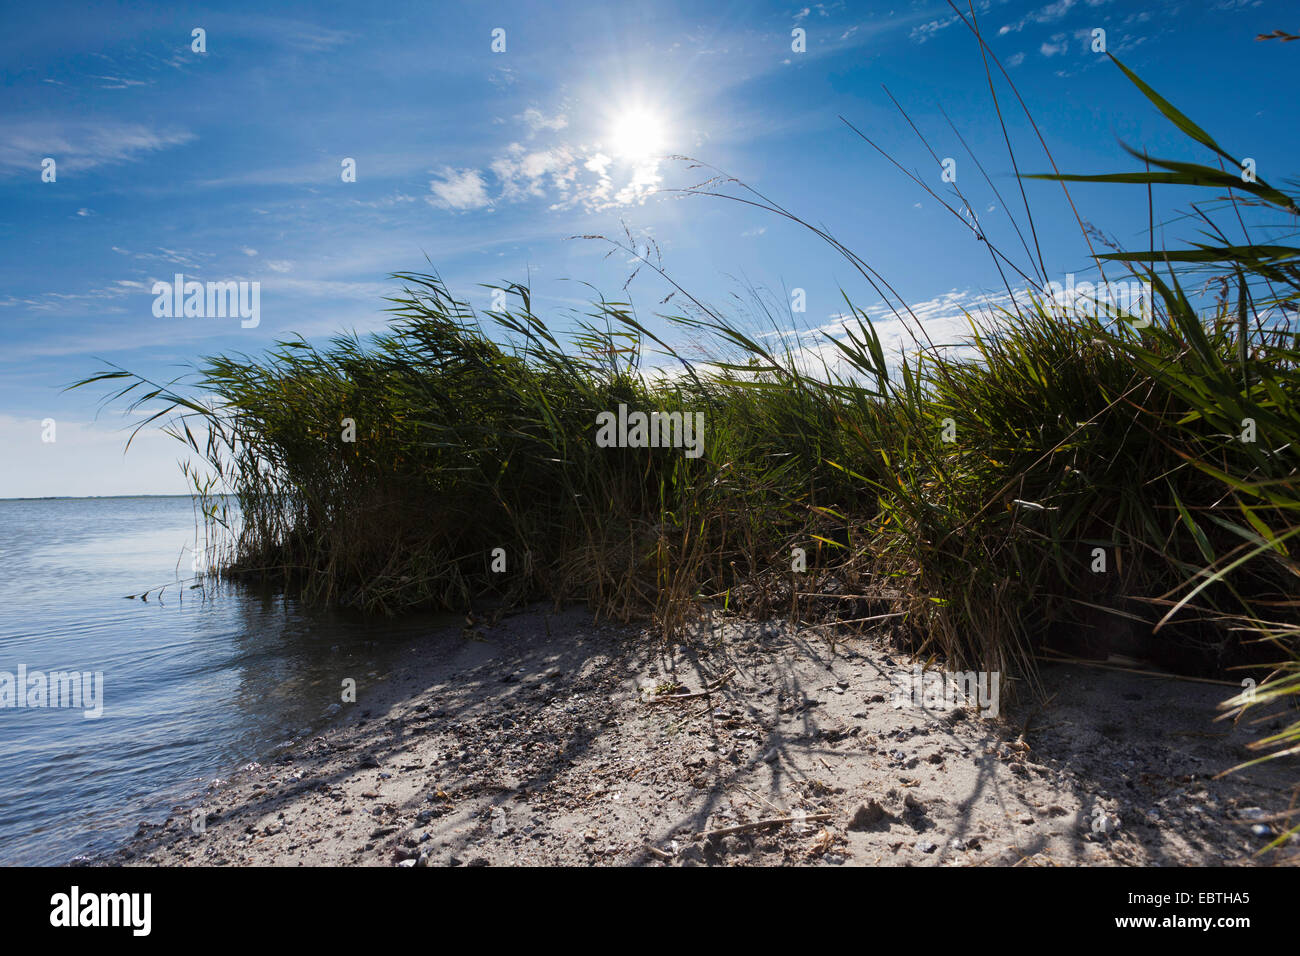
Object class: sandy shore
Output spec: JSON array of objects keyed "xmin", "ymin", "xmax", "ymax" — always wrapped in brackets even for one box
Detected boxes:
[{"xmin": 84, "ymin": 607, "xmax": 1297, "ymax": 866}]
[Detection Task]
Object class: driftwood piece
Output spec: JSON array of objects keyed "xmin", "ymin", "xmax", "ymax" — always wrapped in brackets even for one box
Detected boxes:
[
  {"xmin": 646, "ymin": 668, "xmax": 737, "ymax": 705},
  {"xmin": 700, "ymin": 812, "xmax": 835, "ymax": 839}
]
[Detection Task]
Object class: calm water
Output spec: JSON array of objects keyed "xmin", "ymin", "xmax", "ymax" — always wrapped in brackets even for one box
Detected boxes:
[{"xmin": 0, "ymin": 496, "xmax": 455, "ymax": 865}]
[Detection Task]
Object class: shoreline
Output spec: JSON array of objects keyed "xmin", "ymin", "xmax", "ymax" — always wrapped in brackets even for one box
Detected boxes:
[{"xmin": 82, "ymin": 607, "xmax": 1298, "ymax": 866}]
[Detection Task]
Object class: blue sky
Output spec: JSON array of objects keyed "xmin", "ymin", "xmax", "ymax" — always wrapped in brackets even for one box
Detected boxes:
[{"xmin": 2, "ymin": 0, "xmax": 1295, "ymax": 496}]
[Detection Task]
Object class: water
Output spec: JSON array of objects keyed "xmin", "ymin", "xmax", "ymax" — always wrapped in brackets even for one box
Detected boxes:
[{"xmin": 0, "ymin": 496, "xmax": 456, "ymax": 865}]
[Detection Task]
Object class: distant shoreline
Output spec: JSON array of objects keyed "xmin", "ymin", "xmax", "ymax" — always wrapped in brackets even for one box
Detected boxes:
[{"xmin": 0, "ymin": 493, "xmax": 227, "ymax": 502}]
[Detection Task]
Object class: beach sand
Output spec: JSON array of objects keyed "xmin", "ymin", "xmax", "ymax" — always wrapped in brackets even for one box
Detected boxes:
[{"xmin": 85, "ymin": 606, "xmax": 1298, "ymax": 866}]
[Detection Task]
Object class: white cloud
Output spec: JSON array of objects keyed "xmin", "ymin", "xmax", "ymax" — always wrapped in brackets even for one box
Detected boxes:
[
  {"xmin": 488, "ymin": 65, "xmax": 517, "ymax": 88},
  {"xmin": 612, "ymin": 160, "xmax": 662, "ymax": 207},
  {"xmin": 909, "ymin": 1, "xmax": 991, "ymax": 43},
  {"xmin": 93, "ymin": 75, "xmax": 151, "ymax": 90},
  {"xmin": 491, "ymin": 144, "xmax": 577, "ymax": 202},
  {"xmin": 518, "ymin": 108, "xmax": 569, "ymax": 133},
  {"xmin": 1000, "ymin": 0, "xmax": 1112, "ymax": 36},
  {"xmin": 2, "ymin": 278, "xmax": 154, "ymax": 314},
  {"xmin": 428, "ymin": 145, "xmax": 662, "ymax": 216},
  {"xmin": 0, "ymin": 120, "xmax": 195, "ymax": 176},
  {"xmin": 423, "ymin": 106, "xmax": 674, "ymax": 216},
  {"xmin": 724, "ymin": 284, "xmax": 1050, "ymax": 386},
  {"xmin": 427, "ymin": 167, "xmax": 492, "ymax": 210},
  {"xmin": 911, "ymin": 13, "xmax": 963, "ymax": 43},
  {"xmin": 109, "ymin": 245, "xmax": 212, "ymax": 269}
]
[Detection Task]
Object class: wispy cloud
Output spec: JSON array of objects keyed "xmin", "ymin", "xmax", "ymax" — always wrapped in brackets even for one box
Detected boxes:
[
  {"xmin": 91, "ymin": 74, "xmax": 152, "ymax": 89},
  {"xmin": 998, "ymin": 0, "xmax": 1113, "ymax": 35},
  {"xmin": 518, "ymin": 108, "xmax": 569, "ymax": 133},
  {"xmin": 908, "ymin": 1, "xmax": 991, "ymax": 43},
  {"xmin": 0, "ymin": 119, "xmax": 194, "ymax": 176}
]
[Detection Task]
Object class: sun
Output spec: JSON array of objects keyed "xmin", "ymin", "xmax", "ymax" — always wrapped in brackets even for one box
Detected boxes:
[{"xmin": 608, "ymin": 107, "xmax": 667, "ymax": 162}]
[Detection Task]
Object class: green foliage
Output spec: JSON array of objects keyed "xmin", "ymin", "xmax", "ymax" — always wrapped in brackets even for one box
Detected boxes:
[{"xmin": 73, "ymin": 53, "xmax": 1299, "ymax": 846}]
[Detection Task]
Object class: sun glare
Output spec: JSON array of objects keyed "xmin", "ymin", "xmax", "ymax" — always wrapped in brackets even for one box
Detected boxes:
[{"xmin": 609, "ymin": 108, "xmax": 667, "ymax": 162}]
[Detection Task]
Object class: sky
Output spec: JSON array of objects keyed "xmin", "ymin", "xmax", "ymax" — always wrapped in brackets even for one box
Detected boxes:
[{"xmin": 2, "ymin": 0, "xmax": 1296, "ymax": 497}]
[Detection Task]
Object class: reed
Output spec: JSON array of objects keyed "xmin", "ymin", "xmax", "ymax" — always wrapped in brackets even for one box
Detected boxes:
[{"xmin": 74, "ymin": 49, "xmax": 1299, "ymax": 845}]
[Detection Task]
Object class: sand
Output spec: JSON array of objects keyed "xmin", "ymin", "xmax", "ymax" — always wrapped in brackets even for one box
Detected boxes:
[{"xmin": 84, "ymin": 606, "xmax": 1298, "ymax": 866}]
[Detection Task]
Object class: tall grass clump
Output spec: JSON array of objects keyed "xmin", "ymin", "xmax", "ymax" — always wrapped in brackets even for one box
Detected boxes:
[
  {"xmin": 690, "ymin": 42, "xmax": 1300, "ymax": 836},
  {"xmin": 77, "ymin": 273, "xmax": 876, "ymax": 628},
  {"xmin": 77, "ymin": 38, "xmax": 1298, "ymax": 839}
]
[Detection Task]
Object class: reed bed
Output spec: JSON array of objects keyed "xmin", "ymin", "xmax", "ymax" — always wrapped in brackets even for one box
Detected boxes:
[{"xmin": 76, "ymin": 50, "xmax": 1300, "ymax": 842}]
